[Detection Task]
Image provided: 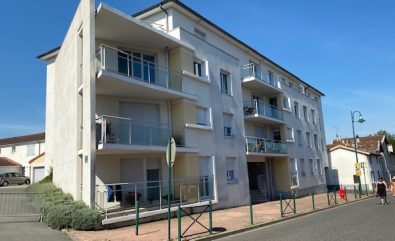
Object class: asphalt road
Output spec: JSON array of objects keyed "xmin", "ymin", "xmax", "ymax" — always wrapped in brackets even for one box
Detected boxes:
[
  {"xmin": 217, "ymin": 196, "xmax": 395, "ymax": 241},
  {"xmin": 0, "ymin": 186, "xmax": 70, "ymax": 241}
]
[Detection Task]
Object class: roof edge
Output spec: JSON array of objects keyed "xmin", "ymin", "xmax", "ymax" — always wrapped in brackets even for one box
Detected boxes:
[{"xmin": 37, "ymin": 46, "xmax": 61, "ymax": 60}]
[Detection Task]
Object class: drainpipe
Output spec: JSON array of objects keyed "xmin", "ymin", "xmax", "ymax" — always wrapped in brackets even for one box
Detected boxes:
[{"xmin": 159, "ymin": 3, "xmax": 169, "ymax": 32}]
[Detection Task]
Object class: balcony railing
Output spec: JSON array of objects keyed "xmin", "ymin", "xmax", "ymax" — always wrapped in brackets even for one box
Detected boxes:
[
  {"xmin": 97, "ymin": 115, "xmax": 170, "ymax": 147},
  {"xmin": 96, "ymin": 44, "xmax": 182, "ymax": 92},
  {"xmin": 245, "ymin": 136, "xmax": 287, "ymax": 154},
  {"xmin": 241, "ymin": 63, "xmax": 281, "ymax": 89},
  {"xmin": 243, "ymin": 100, "xmax": 284, "ymax": 121},
  {"xmin": 96, "ymin": 176, "xmax": 215, "ymax": 220}
]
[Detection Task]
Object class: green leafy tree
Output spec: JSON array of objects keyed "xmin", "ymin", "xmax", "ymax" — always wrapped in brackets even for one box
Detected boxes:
[{"xmin": 377, "ymin": 130, "xmax": 395, "ymax": 148}]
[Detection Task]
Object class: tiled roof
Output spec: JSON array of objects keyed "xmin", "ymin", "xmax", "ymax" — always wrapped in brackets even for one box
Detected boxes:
[
  {"xmin": 328, "ymin": 135, "xmax": 384, "ymax": 154},
  {"xmin": 28, "ymin": 152, "xmax": 45, "ymax": 164},
  {"xmin": 0, "ymin": 157, "xmax": 22, "ymax": 167},
  {"xmin": 0, "ymin": 133, "xmax": 45, "ymax": 146}
]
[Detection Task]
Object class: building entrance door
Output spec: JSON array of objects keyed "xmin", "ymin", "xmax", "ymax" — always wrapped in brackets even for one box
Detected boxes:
[{"xmin": 248, "ymin": 162, "xmax": 270, "ymax": 202}]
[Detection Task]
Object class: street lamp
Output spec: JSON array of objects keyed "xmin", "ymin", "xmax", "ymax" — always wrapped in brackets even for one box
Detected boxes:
[{"xmin": 351, "ymin": 111, "xmax": 365, "ymax": 196}]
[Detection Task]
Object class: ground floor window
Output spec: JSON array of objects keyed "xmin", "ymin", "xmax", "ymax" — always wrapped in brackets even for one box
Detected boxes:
[{"xmin": 290, "ymin": 158, "xmax": 299, "ymax": 187}]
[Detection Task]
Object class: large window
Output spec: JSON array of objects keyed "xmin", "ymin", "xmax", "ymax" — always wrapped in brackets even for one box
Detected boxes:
[
  {"xmin": 294, "ymin": 101, "xmax": 300, "ymax": 119},
  {"xmin": 317, "ymin": 159, "xmax": 322, "ymax": 175},
  {"xmin": 196, "ymin": 106, "xmax": 209, "ymax": 126},
  {"xmin": 11, "ymin": 146, "xmax": 16, "ymax": 153},
  {"xmin": 297, "ymin": 130, "xmax": 303, "ymax": 146},
  {"xmin": 283, "ymin": 97, "xmax": 291, "ymax": 110},
  {"xmin": 220, "ymin": 71, "xmax": 231, "ymax": 95},
  {"xmin": 300, "ymin": 159, "xmax": 306, "ymax": 176},
  {"xmin": 314, "ymin": 134, "xmax": 319, "ymax": 149},
  {"xmin": 26, "ymin": 144, "xmax": 35, "ymax": 156},
  {"xmin": 303, "ymin": 105, "xmax": 308, "ymax": 122},
  {"xmin": 199, "ymin": 157, "xmax": 211, "ymax": 198},
  {"xmin": 290, "ymin": 158, "xmax": 299, "ymax": 187},
  {"xmin": 286, "ymin": 127, "xmax": 294, "ymax": 142},
  {"xmin": 306, "ymin": 132, "xmax": 311, "ymax": 148},
  {"xmin": 226, "ymin": 157, "xmax": 237, "ymax": 184},
  {"xmin": 311, "ymin": 109, "xmax": 316, "ymax": 123},
  {"xmin": 309, "ymin": 159, "xmax": 314, "ymax": 175}
]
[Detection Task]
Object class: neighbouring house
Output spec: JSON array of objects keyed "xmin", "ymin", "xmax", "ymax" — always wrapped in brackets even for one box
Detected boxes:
[
  {"xmin": 326, "ymin": 135, "xmax": 393, "ymax": 190},
  {"xmin": 0, "ymin": 157, "xmax": 23, "ymax": 175},
  {"xmin": 38, "ymin": 0, "xmax": 328, "ymax": 225},
  {"xmin": 0, "ymin": 133, "xmax": 45, "ymax": 182}
]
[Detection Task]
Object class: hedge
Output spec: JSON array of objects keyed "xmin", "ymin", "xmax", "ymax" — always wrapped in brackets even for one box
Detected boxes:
[{"xmin": 27, "ymin": 174, "xmax": 102, "ymax": 230}]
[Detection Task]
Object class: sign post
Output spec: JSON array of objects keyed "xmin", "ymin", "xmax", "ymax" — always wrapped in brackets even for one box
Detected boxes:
[{"xmin": 166, "ymin": 137, "xmax": 176, "ymax": 241}]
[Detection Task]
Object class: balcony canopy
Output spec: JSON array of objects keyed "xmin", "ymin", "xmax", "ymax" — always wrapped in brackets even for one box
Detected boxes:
[{"xmin": 96, "ymin": 3, "xmax": 194, "ymax": 51}]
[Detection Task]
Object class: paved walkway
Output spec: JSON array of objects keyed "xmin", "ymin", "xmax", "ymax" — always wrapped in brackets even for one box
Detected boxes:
[{"xmin": 68, "ymin": 191, "xmax": 370, "ymax": 241}]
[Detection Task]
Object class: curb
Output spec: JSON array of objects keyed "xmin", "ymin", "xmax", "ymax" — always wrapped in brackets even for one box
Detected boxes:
[{"xmin": 192, "ymin": 196, "xmax": 372, "ymax": 241}]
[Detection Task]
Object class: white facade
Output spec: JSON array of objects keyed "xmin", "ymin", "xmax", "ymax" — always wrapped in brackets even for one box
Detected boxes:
[
  {"xmin": 40, "ymin": 0, "xmax": 328, "ymax": 223},
  {"xmin": 327, "ymin": 146, "xmax": 385, "ymax": 190},
  {"xmin": 0, "ymin": 134, "xmax": 45, "ymax": 178}
]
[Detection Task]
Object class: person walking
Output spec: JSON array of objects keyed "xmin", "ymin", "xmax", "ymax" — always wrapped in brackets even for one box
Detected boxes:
[
  {"xmin": 376, "ymin": 177, "xmax": 388, "ymax": 205},
  {"xmin": 391, "ymin": 177, "xmax": 395, "ymax": 198}
]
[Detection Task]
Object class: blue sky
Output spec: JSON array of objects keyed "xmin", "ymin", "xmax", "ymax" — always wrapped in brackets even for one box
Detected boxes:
[{"xmin": 0, "ymin": 0, "xmax": 394, "ymax": 143}]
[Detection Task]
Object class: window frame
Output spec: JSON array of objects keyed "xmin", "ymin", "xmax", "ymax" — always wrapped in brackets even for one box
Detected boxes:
[
  {"xmin": 220, "ymin": 70, "xmax": 231, "ymax": 95},
  {"xmin": 293, "ymin": 101, "xmax": 300, "ymax": 119}
]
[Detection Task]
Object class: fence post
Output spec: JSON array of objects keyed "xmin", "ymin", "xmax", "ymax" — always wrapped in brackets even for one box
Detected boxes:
[
  {"xmin": 209, "ymin": 201, "xmax": 213, "ymax": 235},
  {"xmin": 354, "ymin": 185, "xmax": 357, "ymax": 199},
  {"xmin": 177, "ymin": 205, "xmax": 181, "ymax": 241},
  {"xmin": 311, "ymin": 193, "xmax": 315, "ymax": 210},
  {"xmin": 327, "ymin": 191, "xmax": 330, "ymax": 206},
  {"xmin": 345, "ymin": 188, "xmax": 348, "ymax": 202},
  {"xmin": 333, "ymin": 189, "xmax": 337, "ymax": 204},
  {"xmin": 135, "ymin": 201, "xmax": 139, "ymax": 236},
  {"xmin": 280, "ymin": 193, "xmax": 283, "ymax": 217},
  {"xmin": 292, "ymin": 193, "xmax": 296, "ymax": 214},
  {"xmin": 249, "ymin": 197, "xmax": 254, "ymax": 225}
]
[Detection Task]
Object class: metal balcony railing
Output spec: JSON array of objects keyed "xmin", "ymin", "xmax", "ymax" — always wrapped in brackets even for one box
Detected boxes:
[
  {"xmin": 245, "ymin": 136, "xmax": 287, "ymax": 154},
  {"xmin": 240, "ymin": 63, "xmax": 281, "ymax": 89},
  {"xmin": 96, "ymin": 44, "xmax": 182, "ymax": 92},
  {"xmin": 243, "ymin": 100, "xmax": 284, "ymax": 121},
  {"xmin": 96, "ymin": 115, "xmax": 170, "ymax": 147}
]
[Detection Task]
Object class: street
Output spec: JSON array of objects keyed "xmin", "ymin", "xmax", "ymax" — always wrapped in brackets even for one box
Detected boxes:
[{"xmin": 216, "ymin": 196, "xmax": 395, "ymax": 241}]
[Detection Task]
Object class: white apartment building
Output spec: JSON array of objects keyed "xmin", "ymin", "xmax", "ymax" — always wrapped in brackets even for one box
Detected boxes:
[
  {"xmin": 0, "ymin": 133, "xmax": 46, "ymax": 182},
  {"xmin": 38, "ymin": 0, "xmax": 328, "ymax": 224}
]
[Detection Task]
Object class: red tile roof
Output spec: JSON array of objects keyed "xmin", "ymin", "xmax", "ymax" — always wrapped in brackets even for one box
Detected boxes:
[
  {"xmin": 328, "ymin": 135, "xmax": 384, "ymax": 154},
  {"xmin": 28, "ymin": 152, "xmax": 45, "ymax": 164},
  {"xmin": 0, "ymin": 133, "xmax": 45, "ymax": 146},
  {"xmin": 0, "ymin": 157, "xmax": 22, "ymax": 167}
]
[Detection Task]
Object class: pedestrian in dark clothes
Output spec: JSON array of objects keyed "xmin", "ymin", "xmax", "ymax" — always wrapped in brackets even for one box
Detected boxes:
[{"xmin": 376, "ymin": 177, "xmax": 388, "ymax": 205}]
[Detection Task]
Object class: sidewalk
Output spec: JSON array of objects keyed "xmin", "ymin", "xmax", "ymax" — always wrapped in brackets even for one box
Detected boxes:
[{"xmin": 68, "ymin": 191, "xmax": 370, "ymax": 241}]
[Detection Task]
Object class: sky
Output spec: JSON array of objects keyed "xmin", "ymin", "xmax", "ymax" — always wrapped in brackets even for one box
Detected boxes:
[{"xmin": 0, "ymin": 0, "xmax": 394, "ymax": 143}]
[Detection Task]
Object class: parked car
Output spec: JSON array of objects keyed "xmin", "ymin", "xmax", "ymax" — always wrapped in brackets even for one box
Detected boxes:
[{"xmin": 0, "ymin": 172, "xmax": 30, "ymax": 186}]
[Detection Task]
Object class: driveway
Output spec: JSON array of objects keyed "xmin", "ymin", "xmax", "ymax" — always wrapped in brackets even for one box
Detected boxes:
[{"xmin": 0, "ymin": 185, "xmax": 71, "ymax": 241}]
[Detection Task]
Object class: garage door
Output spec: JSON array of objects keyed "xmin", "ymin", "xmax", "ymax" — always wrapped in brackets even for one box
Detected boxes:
[{"xmin": 33, "ymin": 167, "xmax": 45, "ymax": 183}]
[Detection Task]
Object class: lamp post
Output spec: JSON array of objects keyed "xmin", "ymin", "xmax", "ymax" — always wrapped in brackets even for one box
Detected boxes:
[{"xmin": 351, "ymin": 111, "xmax": 365, "ymax": 196}]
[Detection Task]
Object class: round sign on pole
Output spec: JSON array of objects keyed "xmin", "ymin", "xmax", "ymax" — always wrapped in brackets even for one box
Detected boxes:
[{"xmin": 166, "ymin": 137, "xmax": 176, "ymax": 167}]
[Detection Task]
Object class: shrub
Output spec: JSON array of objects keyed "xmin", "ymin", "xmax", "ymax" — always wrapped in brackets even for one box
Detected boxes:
[{"xmin": 71, "ymin": 208, "xmax": 102, "ymax": 230}]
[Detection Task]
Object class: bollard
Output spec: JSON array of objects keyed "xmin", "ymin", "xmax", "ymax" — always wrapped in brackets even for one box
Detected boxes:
[
  {"xmin": 135, "ymin": 201, "xmax": 139, "ymax": 236},
  {"xmin": 311, "ymin": 192, "xmax": 315, "ymax": 210},
  {"xmin": 293, "ymin": 193, "xmax": 296, "ymax": 214},
  {"xmin": 333, "ymin": 189, "xmax": 337, "ymax": 204},
  {"xmin": 177, "ymin": 205, "xmax": 181, "ymax": 241},
  {"xmin": 327, "ymin": 191, "xmax": 330, "ymax": 206},
  {"xmin": 345, "ymin": 188, "xmax": 348, "ymax": 202},
  {"xmin": 280, "ymin": 193, "xmax": 283, "ymax": 217},
  {"xmin": 354, "ymin": 185, "xmax": 357, "ymax": 199},
  {"xmin": 249, "ymin": 197, "xmax": 254, "ymax": 225},
  {"xmin": 365, "ymin": 184, "xmax": 369, "ymax": 196},
  {"xmin": 209, "ymin": 201, "xmax": 212, "ymax": 235}
]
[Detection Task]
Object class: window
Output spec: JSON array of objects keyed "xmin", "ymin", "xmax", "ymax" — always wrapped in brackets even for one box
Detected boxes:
[
  {"xmin": 306, "ymin": 132, "xmax": 311, "ymax": 148},
  {"xmin": 290, "ymin": 158, "xmax": 299, "ymax": 187},
  {"xmin": 309, "ymin": 159, "xmax": 314, "ymax": 175},
  {"xmin": 12, "ymin": 146, "xmax": 16, "ymax": 153},
  {"xmin": 311, "ymin": 109, "xmax": 316, "ymax": 123},
  {"xmin": 220, "ymin": 71, "xmax": 230, "ymax": 95},
  {"xmin": 286, "ymin": 127, "xmax": 294, "ymax": 142},
  {"xmin": 300, "ymin": 159, "xmax": 306, "ymax": 176},
  {"xmin": 223, "ymin": 114, "xmax": 233, "ymax": 137},
  {"xmin": 293, "ymin": 101, "xmax": 300, "ymax": 118},
  {"xmin": 226, "ymin": 157, "xmax": 237, "ymax": 183},
  {"xmin": 283, "ymin": 97, "xmax": 291, "ymax": 110},
  {"xmin": 26, "ymin": 144, "xmax": 35, "ymax": 156},
  {"xmin": 199, "ymin": 157, "xmax": 211, "ymax": 198},
  {"xmin": 303, "ymin": 105, "xmax": 308, "ymax": 121},
  {"xmin": 196, "ymin": 106, "xmax": 209, "ymax": 126},
  {"xmin": 297, "ymin": 130, "xmax": 303, "ymax": 146},
  {"xmin": 193, "ymin": 61, "xmax": 202, "ymax": 77},
  {"xmin": 316, "ymin": 159, "xmax": 322, "ymax": 175},
  {"xmin": 314, "ymin": 134, "xmax": 319, "ymax": 149},
  {"xmin": 268, "ymin": 71, "xmax": 275, "ymax": 85}
]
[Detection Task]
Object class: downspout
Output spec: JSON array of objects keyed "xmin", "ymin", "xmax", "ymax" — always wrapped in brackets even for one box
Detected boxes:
[{"xmin": 159, "ymin": 4, "xmax": 169, "ymax": 32}]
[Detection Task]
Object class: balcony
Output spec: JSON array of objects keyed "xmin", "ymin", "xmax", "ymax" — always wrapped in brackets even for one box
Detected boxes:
[
  {"xmin": 95, "ymin": 45, "xmax": 196, "ymax": 101},
  {"xmin": 241, "ymin": 64, "xmax": 283, "ymax": 95},
  {"xmin": 96, "ymin": 115, "xmax": 197, "ymax": 154},
  {"xmin": 243, "ymin": 100, "xmax": 285, "ymax": 125},
  {"xmin": 245, "ymin": 136, "xmax": 288, "ymax": 156}
]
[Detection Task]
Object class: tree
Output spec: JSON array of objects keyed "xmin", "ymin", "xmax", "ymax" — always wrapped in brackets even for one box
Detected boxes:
[{"xmin": 377, "ymin": 130, "xmax": 395, "ymax": 148}]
